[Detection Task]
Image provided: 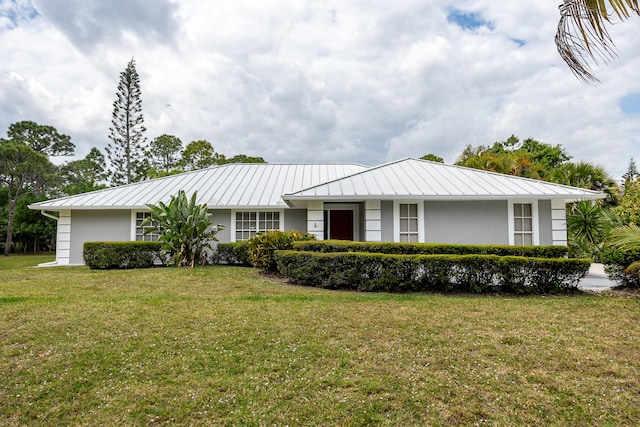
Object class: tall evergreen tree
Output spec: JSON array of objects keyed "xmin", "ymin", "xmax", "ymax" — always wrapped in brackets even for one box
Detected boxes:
[
  {"xmin": 622, "ymin": 157, "xmax": 638, "ymax": 187},
  {"xmin": 106, "ymin": 58, "xmax": 148, "ymax": 185}
]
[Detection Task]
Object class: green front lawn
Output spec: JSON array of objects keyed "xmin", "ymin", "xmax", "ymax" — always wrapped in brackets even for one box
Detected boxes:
[{"xmin": 1, "ymin": 255, "xmax": 639, "ymax": 425}]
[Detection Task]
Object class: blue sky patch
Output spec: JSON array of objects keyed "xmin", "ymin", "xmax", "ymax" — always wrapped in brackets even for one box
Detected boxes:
[
  {"xmin": 447, "ymin": 10, "xmax": 494, "ymax": 31},
  {"xmin": 620, "ymin": 93, "xmax": 640, "ymax": 116},
  {"xmin": 1, "ymin": 1, "xmax": 40, "ymax": 29}
]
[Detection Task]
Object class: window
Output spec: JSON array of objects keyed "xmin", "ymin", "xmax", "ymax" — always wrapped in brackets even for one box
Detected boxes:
[
  {"xmin": 135, "ymin": 212, "xmax": 160, "ymax": 241},
  {"xmin": 393, "ymin": 201, "xmax": 424, "ymax": 243},
  {"xmin": 399, "ymin": 203, "xmax": 419, "ymax": 243},
  {"xmin": 235, "ymin": 211, "xmax": 280, "ymax": 241},
  {"xmin": 513, "ymin": 203, "xmax": 533, "ymax": 245}
]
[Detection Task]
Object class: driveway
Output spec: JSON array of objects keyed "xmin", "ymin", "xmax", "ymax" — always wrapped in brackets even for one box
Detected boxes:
[{"xmin": 578, "ymin": 263, "xmax": 617, "ymax": 292}]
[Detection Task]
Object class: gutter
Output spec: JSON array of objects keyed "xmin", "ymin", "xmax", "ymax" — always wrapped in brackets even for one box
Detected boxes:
[{"xmin": 40, "ymin": 211, "xmax": 59, "ymax": 221}]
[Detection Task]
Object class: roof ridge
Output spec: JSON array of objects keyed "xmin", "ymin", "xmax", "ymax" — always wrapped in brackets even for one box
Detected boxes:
[{"xmin": 283, "ymin": 158, "xmax": 409, "ymax": 195}]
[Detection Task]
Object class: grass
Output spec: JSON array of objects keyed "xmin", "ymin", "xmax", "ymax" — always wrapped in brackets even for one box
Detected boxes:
[{"xmin": 1, "ymin": 254, "xmax": 639, "ymax": 425}]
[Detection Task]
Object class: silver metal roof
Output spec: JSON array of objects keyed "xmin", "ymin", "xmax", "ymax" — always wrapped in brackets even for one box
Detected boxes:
[
  {"xmin": 282, "ymin": 158, "xmax": 606, "ymax": 206},
  {"xmin": 29, "ymin": 163, "xmax": 369, "ymax": 210},
  {"xmin": 30, "ymin": 158, "xmax": 606, "ymax": 212}
]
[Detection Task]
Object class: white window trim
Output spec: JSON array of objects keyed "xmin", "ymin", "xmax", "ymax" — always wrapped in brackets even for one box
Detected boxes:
[
  {"xmin": 230, "ymin": 209, "xmax": 285, "ymax": 242},
  {"xmin": 131, "ymin": 210, "xmax": 144, "ymax": 241},
  {"xmin": 393, "ymin": 201, "xmax": 425, "ymax": 243},
  {"xmin": 131, "ymin": 210, "xmax": 161, "ymax": 242},
  {"xmin": 507, "ymin": 200, "xmax": 539, "ymax": 246}
]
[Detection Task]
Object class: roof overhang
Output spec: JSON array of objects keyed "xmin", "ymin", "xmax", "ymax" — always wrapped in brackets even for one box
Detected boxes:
[
  {"xmin": 282, "ymin": 193, "xmax": 607, "ymax": 209},
  {"xmin": 28, "ymin": 204, "xmax": 151, "ymax": 211},
  {"xmin": 28, "ymin": 203, "xmax": 294, "ymax": 211}
]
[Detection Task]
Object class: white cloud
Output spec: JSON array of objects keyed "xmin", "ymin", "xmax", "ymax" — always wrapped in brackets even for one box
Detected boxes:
[{"xmin": 1, "ymin": 0, "xmax": 639, "ymax": 180}]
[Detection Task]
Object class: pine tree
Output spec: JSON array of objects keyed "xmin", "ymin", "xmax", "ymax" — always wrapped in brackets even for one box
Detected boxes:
[
  {"xmin": 622, "ymin": 157, "xmax": 638, "ymax": 186},
  {"xmin": 106, "ymin": 58, "xmax": 148, "ymax": 185}
]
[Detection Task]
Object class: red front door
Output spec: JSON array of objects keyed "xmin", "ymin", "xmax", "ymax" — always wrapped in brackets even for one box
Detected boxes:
[{"xmin": 329, "ymin": 210, "xmax": 354, "ymax": 240}]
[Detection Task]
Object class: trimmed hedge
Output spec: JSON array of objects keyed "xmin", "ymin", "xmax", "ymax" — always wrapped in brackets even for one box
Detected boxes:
[
  {"xmin": 600, "ymin": 247, "xmax": 640, "ymax": 288},
  {"xmin": 291, "ymin": 241, "xmax": 569, "ymax": 258},
  {"xmin": 275, "ymin": 250, "xmax": 590, "ymax": 294},
  {"xmin": 84, "ymin": 241, "xmax": 164, "ymax": 270},
  {"xmin": 215, "ymin": 242, "xmax": 252, "ymax": 266}
]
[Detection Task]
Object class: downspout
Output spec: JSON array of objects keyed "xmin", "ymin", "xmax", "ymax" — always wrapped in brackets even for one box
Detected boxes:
[{"xmin": 37, "ymin": 211, "xmax": 60, "ymax": 266}]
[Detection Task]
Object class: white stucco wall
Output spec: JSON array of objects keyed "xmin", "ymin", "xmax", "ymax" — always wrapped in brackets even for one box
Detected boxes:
[
  {"xmin": 69, "ymin": 210, "xmax": 131, "ymax": 264},
  {"xmin": 538, "ymin": 200, "xmax": 553, "ymax": 246},
  {"xmin": 423, "ymin": 200, "xmax": 510, "ymax": 245},
  {"xmin": 209, "ymin": 210, "xmax": 232, "ymax": 243},
  {"xmin": 283, "ymin": 209, "xmax": 308, "ymax": 234}
]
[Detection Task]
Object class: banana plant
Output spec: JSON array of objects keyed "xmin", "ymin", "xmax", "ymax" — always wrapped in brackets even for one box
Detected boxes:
[{"xmin": 141, "ymin": 190, "xmax": 225, "ymax": 268}]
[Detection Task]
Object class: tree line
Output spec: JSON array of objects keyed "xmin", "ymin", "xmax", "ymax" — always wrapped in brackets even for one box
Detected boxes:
[{"xmin": 0, "ymin": 58, "xmax": 263, "ymax": 255}]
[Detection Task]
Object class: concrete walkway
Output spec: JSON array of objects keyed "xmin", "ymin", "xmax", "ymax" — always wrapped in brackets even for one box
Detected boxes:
[{"xmin": 578, "ymin": 263, "xmax": 617, "ymax": 292}]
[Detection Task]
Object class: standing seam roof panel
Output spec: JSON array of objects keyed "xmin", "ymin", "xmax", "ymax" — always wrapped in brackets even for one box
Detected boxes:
[
  {"xmin": 196, "ymin": 169, "xmax": 223, "ymax": 206},
  {"xmin": 403, "ymin": 162, "xmax": 437, "ymax": 195},
  {"xmin": 424, "ymin": 164, "xmax": 468, "ymax": 195},
  {"xmin": 215, "ymin": 166, "xmax": 246, "ymax": 206},
  {"xmin": 372, "ymin": 166, "xmax": 398, "ymax": 195},
  {"xmin": 387, "ymin": 162, "xmax": 417, "ymax": 195},
  {"xmin": 231, "ymin": 166, "xmax": 260, "ymax": 206}
]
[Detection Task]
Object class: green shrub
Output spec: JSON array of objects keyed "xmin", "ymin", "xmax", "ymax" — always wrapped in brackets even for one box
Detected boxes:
[
  {"xmin": 275, "ymin": 250, "xmax": 590, "ymax": 294},
  {"xmin": 216, "ymin": 242, "xmax": 252, "ymax": 266},
  {"xmin": 292, "ymin": 241, "xmax": 568, "ymax": 258},
  {"xmin": 247, "ymin": 230, "xmax": 316, "ymax": 271},
  {"xmin": 599, "ymin": 246, "xmax": 640, "ymax": 288},
  {"xmin": 83, "ymin": 241, "xmax": 163, "ymax": 270}
]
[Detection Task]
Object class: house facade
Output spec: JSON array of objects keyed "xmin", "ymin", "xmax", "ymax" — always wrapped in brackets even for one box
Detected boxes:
[{"xmin": 29, "ymin": 158, "xmax": 605, "ymax": 266}]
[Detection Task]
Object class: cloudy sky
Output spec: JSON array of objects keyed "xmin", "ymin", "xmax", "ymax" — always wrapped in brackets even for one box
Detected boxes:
[{"xmin": 2, "ymin": 0, "xmax": 640, "ymax": 179}]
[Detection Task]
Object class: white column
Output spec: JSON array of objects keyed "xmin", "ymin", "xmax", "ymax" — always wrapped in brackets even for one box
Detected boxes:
[
  {"xmin": 56, "ymin": 210, "xmax": 71, "ymax": 265},
  {"xmin": 365, "ymin": 200, "xmax": 382, "ymax": 242},
  {"xmin": 551, "ymin": 199, "xmax": 567, "ymax": 246},
  {"xmin": 307, "ymin": 201, "xmax": 324, "ymax": 240}
]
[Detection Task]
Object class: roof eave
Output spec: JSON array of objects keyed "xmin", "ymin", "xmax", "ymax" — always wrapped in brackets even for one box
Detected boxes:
[
  {"xmin": 282, "ymin": 193, "xmax": 607, "ymax": 202},
  {"xmin": 29, "ymin": 203, "xmax": 294, "ymax": 211}
]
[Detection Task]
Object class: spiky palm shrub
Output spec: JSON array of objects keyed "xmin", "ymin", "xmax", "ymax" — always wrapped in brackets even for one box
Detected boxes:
[
  {"xmin": 567, "ymin": 200, "xmax": 607, "ymax": 256},
  {"xmin": 142, "ymin": 190, "xmax": 225, "ymax": 268}
]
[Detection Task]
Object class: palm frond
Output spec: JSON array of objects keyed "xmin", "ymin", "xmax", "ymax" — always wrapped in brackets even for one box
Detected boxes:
[
  {"xmin": 608, "ymin": 224, "xmax": 640, "ymax": 251},
  {"xmin": 556, "ymin": 0, "xmax": 640, "ymax": 84}
]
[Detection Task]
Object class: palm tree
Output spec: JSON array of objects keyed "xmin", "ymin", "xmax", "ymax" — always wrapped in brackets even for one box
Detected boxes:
[
  {"xmin": 549, "ymin": 161, "xmax": 619, "ymax": 205},
  {"xmin": 607, "ymin": 224, "xmax": 640, "ymax": 272},
  {"xmin": 556, "ymin": 0, "xmax": 640, "ymax": 83}
]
